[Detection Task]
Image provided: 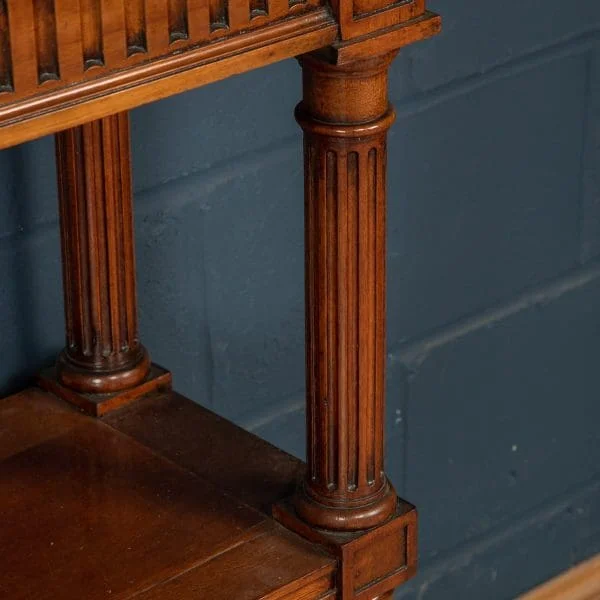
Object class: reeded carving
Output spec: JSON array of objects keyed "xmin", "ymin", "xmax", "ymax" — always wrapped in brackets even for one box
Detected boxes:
[
  {"xmin": 1, "ymin": 0, "xmax": 323, "ymax": 99},
  {"xmin": 250, "ymin": 0, "xmax": 267, "ymax": 18},
  {"xmin": 55, "ymin": 112, "xmax": 150, "ymax": 394},
  {"xmin": 298, "ymin": 128, "xmax": 395, "ymax": 531},
  {"xmin": 125, "ymin": 0, "xmax": 147, "ymax": 56},
  {"xmin": 304, "ymin": 141, "xmax": 387, "ymax": 497},
  {"xmin": 80, "ymin": 0, "xmax": 104, "ymax": 69},
  {"xmin": 34, "ymin": 0, "xmax": 59, "ymax": 82},
  {"xmin": 210, "ymin": 0, "xmax": 228, "ymax": 29},
  {"xmin": 291, "ymin": 53, "xmax": 399, "ymax": 532}
]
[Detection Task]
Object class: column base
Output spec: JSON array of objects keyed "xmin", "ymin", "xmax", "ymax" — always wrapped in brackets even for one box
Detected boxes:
[
  {"xmin": 56, "ymin": 347, "xmax": 152, "ymax": 394},
  {"xmin": 293, "ymin": 479, "xmax": 398, "ymax": 531},
  {"xmin": 38, "ymin": 363, "xmax": 172, "ymax": 417},
  {"xmin": 273, "ymin": 497, "xmax": 417, "ymax": 600}
]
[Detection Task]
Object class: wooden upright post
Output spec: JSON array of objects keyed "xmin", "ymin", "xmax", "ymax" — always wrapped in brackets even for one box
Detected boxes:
[
  {"xmin": 274, "ymin": 51, "xmax": 418, "ymax": 600},
  {"xmin": 40, "ymin": 112, "xmax": 171, "ymax": 416},
  {"xmin": 294, "ymin": 52, "xmax": 398, "ymax": 532}
]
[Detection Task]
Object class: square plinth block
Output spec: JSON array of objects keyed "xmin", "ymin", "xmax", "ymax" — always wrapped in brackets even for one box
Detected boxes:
[
  {"xmin": 38, "ymin": 363, "xmax": 172, "ymax": 417},
  {"xmin": 273, "ymin": 498, "xmax": 417, "ymax": 599}
]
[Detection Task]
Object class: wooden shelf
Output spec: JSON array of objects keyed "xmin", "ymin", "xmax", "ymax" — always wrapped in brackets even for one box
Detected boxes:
[
  {"xmin": 0, "ymin": 0, "xmax": 441, "ymax": 595},
  {"xmin": 0, "ymin": 388, "xmax": 336, "ymax": 600}
]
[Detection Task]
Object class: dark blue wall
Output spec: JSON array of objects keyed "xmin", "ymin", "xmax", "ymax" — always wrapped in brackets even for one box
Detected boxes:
[{"xmin": 2, "ymin": 1, "xmax": 600, "ymax": 597}]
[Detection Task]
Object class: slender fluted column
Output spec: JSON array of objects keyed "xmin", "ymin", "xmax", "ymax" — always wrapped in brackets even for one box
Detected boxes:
[
  {"xmin": 55, "ymin": 112, "xmax": 150, "ymax": 394},
  {"xmin": 293, "ymin": 52, "xmax": 398, "ymax": 532}
]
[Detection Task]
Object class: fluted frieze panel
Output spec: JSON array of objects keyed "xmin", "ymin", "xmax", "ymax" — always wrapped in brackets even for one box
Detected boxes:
[
  {"xmin": 0, "ymin": 0, "xmax": 324, "ymax": 103},
  {"xmin": 124, "ymin": 0, "xmax": 147, "ymax": 56},
  {"xmin": 35, "ymin": 0, "xmax": 59, "ymax": 82}
]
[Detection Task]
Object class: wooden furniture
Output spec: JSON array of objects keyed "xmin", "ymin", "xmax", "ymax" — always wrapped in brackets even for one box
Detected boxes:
[{"xmin": 0, "ymin": 1, "xmax": 440, "ymax": 598}]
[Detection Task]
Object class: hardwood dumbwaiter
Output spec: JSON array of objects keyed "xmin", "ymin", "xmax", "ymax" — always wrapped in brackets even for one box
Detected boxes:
[{"xmin": 0, "ymin": 0, "xmax": 440, "ymax": 598}]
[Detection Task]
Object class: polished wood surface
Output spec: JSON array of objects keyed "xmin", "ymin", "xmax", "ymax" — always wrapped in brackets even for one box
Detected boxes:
[
  {"xmin": 0, "ymin": 0, "xmax": 324, "ymax": 102},
  {"xmin": 1, "ymin": 0, "xmax": 442, "ymax": 596},
  {"xmin": 0, "ymin": 8, "xmax": 339, "ymax": 150},
  {"xmin": 37, "ymin": 110, "xmax": 172, "ymax": 416},
  {"xmin": 0, "ymin": 388, "xmax": 336, "ymax": 600},
  {"xmin": 55, "ymin": 112, "xmax": 149, "ymax": 394},
  {"xmin": 274, "ymin": 497, "xmax": 417, "ymax": 599},
  {"xmin": 0, "ymin": 2, "xmax": 439, "ymax": 149},
  {"xmin": 271, "ymin": 50, "xmax": 417, "ymax": 599},
  {"xmin": 105, "ymin": 390, "xmax": 304, "ymax": 513},
  {"xmin": 292, "ymin": 51, "xmax": 397, "ymax": 532}
]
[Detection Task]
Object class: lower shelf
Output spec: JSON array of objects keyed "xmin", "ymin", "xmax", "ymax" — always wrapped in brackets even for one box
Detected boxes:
[{"xmin": 0, "ymin": 387, "xmax": 336, "ymax": 600}]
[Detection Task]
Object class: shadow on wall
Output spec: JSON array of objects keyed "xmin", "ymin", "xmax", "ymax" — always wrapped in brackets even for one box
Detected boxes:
[{"xmin": 0, "ymin": 140, "xmax": 64, "ymax": 396}]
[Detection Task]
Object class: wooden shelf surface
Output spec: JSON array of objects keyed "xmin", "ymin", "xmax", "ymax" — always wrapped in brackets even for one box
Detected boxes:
[{"xmin": 0, "ymin": 388, "xmax": 336, "ymax": 600}]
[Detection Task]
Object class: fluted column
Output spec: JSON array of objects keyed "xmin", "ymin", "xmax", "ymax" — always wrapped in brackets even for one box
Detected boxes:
[
  {"xmin": 55, "ymin": 112, "xmax": 150, "ymax": 394},
  {"xmin": 293, "ymin": 52, "xmax": 398, "ymax": 531}
]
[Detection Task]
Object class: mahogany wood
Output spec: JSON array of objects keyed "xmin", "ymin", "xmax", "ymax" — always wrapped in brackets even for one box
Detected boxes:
[
  {"xmin": 1, "ymin": 0, "xmax": 324, "ymax": 102},
  {"xmin": 56, "ymin": 113, "xmax": 150, "ymax": 393},
  {"xmin": 328, "ymin": 11, "xmax": 440, "ymax": 66},
  {"xmin": 0, "ymin": 0, "xmax": 442, "ymax": 597},
  {"xmin": 0, "ymin": 4, "xmax": 439, "ymax": 149},
  {"xmin": 105, "ymin": 390, "xmax": 304, "ymax": 514},
  {"xmin": 38, "ymin": 112, "xmax": 171, "ymax": 416},
  {"xmin": 271, "ymin": 47, "xmax": 423, "ymax": 599},
  {"xmin": 0, "ymin": 388, "xmax": 336, "ymax": 600},
  {"xmin": 274, "ymin": 497, "xmax": 417, "ymax": 599},
  {"xmin": 291, "ymin": 51, "xmax": 398, "ymax": 532},
  {"xmin": 54, "ymin": 112, "xmax": 148, "ymax": 394}
]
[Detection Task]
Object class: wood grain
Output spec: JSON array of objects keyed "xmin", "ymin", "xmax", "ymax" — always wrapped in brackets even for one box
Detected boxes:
[
  {"xmin": 55, "ymin": 112, "xmax": 150, "ymax": 394},
  {"xmin": 105, "ymin": 391, "xmax": 304, "ymax": 514},
  {"xmin": 291, "ymin": 51, "xmax": 398, "ymax": 532},
  {"xmin": 0, "ymin": 1, "xmax": 441, "ymax": 150},
  {"xmin": 0, "ymin": 411, "xmax": 266, "ymax": 599},
  {"xmin": 79, "ymin": 0, "xmax": 103, "ymax": 68},
  {"xmin": 168, "ymin": 0, "xmax": 189, "ymax": 42},
  {"xmin": 0, "ymin": 0, "xmax": 445, "ymax": 596},
  {"xmin": 34, "ymin": 0, "xmax": 60, "ymax": 83},
  {"xmin": 134, "ymin": 529, "xmax": 335, "ymax": 600},
  {"xmin": 55, "ymin": 0, "xmax": 84, "ymax": 79},
  {"xmin": 0, "ymin": 9, "xmax": 337, "ymax": 150},
  {"xmin": 0, "ymin": 388, "xmax": 337, "ymax": 600},
  {"xmin": 0, "ymin": 388, "xmax": 81, "ymax": 461},
  {"xmin": 125, "ymin": 0, "xmax": 147, "ymax": 55},
  {"xmin": 328, "ymin": 12, "xmax": 441, "ymax": 66},
  {"xmin": 2, "ymin": 0, "xmax": 326, "ymax": 104}
]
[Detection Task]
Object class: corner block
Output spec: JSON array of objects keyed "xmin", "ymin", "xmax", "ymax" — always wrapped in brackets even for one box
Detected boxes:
[{"xmin": 274, "ymin": 498, "xmax": 417, "ymax": 599}]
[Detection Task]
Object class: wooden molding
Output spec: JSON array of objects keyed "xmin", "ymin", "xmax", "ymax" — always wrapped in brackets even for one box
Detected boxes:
[
  {"xmin": 38, "ymin": 364, "xmax": 173, "ymax": 417},
  {"xmin": 334, "ymin": 0, "xmax": 425, "ymax": 40},
  {"xmin": 0, "ymin": 0, "xmax": 324, "ymax": 104},
  {"xmin": 274, "ymin": 498, "xmax": 417, "ymax": 599},
  {"xmin": 519, "ymin": 555, "xmax": 600, "ymax": 600},
  {"xmin": 327, "ymin": 11, "xmax": 441, "ymax": 65},
  {"xmin": 0, "ymin": 2, "xmax": 441, "ymax": 150},
  {"xmin": 0, "ymin": 10, "xmax": 337, "ymax": 150}
]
